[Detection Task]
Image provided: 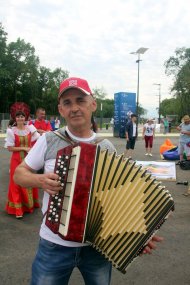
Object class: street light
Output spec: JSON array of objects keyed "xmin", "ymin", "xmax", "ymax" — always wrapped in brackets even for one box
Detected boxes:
[
  {"xmin": 100, "ymin": 102, "xmax": 103, "ymax": 130},
  {"xmin": 130, "ymin": 47, "xmax": 148, "ymax": 128},
  {"xmin": 153, "ymin": 83, "xmax": 161, "ymax": 123}
]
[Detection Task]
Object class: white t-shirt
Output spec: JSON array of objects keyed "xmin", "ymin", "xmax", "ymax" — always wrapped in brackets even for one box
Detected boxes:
[
  {"xmin": 143, "ymin": 123, "xmax": 155, "ymax": 136},
  {"xmin": 132, "ymin": 123, "xmax": 136, "ymax": 137},
  {"xmin": 55, "ymin": 119, "xmax": 60, "ymax": 129},
  {"xmin": 25, "ymin": 128, "xmax": 100, "ymax": 247}
]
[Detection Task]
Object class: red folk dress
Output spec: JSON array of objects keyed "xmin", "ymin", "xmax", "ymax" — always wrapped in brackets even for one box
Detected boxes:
[{"xmin": 5, "ymin": 126, "xmax": 40, "ymax": 217}]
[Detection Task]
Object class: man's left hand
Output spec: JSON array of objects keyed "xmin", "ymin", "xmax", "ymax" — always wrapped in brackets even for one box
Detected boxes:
[{"xmin": 142, "ymin": 235, "xmax": 164, "ymax": 254}]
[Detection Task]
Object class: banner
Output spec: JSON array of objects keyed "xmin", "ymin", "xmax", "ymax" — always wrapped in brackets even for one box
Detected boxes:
[
  {"xmin": 136, "ymin": 161, "xmax": 176, "ymax": 181},
  {"xmin": 114, "ymin": 92, "xmax": 136, "ymax": 137}
]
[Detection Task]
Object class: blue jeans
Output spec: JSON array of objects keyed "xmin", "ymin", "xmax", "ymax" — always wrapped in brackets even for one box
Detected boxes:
[{"xmin": 30, "ymin": 238, "xmax": 112, "ymax": 285}]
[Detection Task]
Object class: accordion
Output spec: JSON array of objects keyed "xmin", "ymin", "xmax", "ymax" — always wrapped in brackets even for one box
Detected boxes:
[{"xmin": 45, "ymin": 142, "xmax": 174, "ymax": 273}]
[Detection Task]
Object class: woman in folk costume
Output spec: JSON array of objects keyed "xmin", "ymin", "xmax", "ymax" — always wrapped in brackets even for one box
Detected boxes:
[{"xmin": 5, "ymin": 108, "xmax": 40, "ymax": 218}]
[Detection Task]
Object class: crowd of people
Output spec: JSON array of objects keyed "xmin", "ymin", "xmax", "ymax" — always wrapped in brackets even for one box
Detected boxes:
[{"xmin": 125, "ymin": 114, "xmax": 190, "ymax": 161}]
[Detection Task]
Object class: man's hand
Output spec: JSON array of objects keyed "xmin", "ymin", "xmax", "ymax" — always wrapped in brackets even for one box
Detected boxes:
[
  {"xmin": 142, "ymin": 235, "xmax": 164, "ymax": 254},
  {"xmin": 39, "ymin": 173, "xmax": 62, "ymax": 195}
]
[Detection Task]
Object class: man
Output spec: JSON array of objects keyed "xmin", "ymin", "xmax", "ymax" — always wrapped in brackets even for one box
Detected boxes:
[
  {"xmin": 125, "ymin": 113, "xmax": 138, "ymax": 158},
  {"xmin": 29, "ymin": 107, "xmax": 52, "ymax": 135},
  {"xmin": 163, "ymin": 117, "xmax": 169, "ymax": 134},
  {"xmin": 14, "ymin": 77, "xmax": 162, "ymax": 285},
  {"xmin": 176, "ymin": 115, "xmax": 190, "ymax": 161}
]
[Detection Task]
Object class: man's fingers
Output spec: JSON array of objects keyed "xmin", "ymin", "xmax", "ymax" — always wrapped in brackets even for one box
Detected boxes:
[
  {"xmin": 45, "ymin": 188, "xmax": 61, "ymax": 195},
  {"xmin": 142, "ymin": 235, "xmax": 164, "ymax": 255},
  {"xmin": 151, "ymin": 235, "xmax": 164, "ymax": 242},
  {"xmin": 38, "ymin": 173, "xmax": 62, "ymax": 193}
]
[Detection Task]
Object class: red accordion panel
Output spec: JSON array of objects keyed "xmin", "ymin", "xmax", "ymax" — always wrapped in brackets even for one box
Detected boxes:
[
  {"xmin": 45, "ymin": 142, "xmax": 97, "ymax": 243},
  {"xmin": 65, "ymin": 143, "xmax": 97, "ymax": 242}
]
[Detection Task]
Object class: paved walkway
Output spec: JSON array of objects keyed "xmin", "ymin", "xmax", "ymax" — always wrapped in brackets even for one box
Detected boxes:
[{"xmin": 0, "ymin": 129, "xmax": 180, "ymax": 138}]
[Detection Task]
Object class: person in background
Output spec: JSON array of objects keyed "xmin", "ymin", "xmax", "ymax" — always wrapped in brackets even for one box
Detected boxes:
[
  {"xmin": 14, "ymin": 77, "xmax": 162, "ymax": 285},
  {"xmin": 163, "ymin": 117, "xmax": 169, "ymax": 134},
  {"xmin": 29, "ymin": 108, "xmax": 52, "ymax": 136},
  {"xmin": 125, "ymin": 114, "xmax": 138, "ymax": 159},
  {"xmin": 50, "ymin": 116, "xmax": 56, "ymax": 131},
  {"xmin": 55, "ymin": 116, "xmax": 61, "ymax": 130},
  {"xmin": 176, "ymin": 115, "xmax": 190, "ymax": 161},
  {"xmin": 5, "ymin": 110, "xmax": 40, "ymax": 218},
  {"xmin": 142, "ymin": 118, "xmax": 156, "ymax": 156}
]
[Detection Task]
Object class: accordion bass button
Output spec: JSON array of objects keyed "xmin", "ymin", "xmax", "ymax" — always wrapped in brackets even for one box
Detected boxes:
[
  {"xmin": 48, "ymin": 217, "xmax": 51, "ymax": 221},
  {"xmin": 55, "ymin": 219, "xmax": 58, "ymax": 222}
]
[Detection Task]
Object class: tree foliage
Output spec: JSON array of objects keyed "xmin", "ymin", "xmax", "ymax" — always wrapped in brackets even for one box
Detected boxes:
[
  {"xmin": 165, "ymin": 47, "xmax": 190, "ymax": 118},
  {"xmin": 159, "ymin": 98, "xmax": 178, "ymax": 117},
  {"xmin": 0, "ymin": 23, "xmax": 149, "ymax": 119},
  {"xmin": 0, "ymin": 23, "xmax": 69, "ymax": 115}
]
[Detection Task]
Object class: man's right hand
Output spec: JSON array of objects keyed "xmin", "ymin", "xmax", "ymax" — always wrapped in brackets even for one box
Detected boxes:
[{"xmin": 39, "ymin": 173, "xmax": 62, "ymax": 195}]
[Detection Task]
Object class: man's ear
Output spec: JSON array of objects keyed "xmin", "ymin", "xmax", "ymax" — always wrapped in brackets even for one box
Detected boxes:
[
  {"xmin": 58, "ymin": 103, "xmax": 65, "ymax": 118},
  {"xmin": 91, "ymin": 99, "xmax": 97, "ymax": 112}
]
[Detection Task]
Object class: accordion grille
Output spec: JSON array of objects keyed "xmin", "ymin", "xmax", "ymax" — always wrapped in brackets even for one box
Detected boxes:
[{"xmin": 85, "ymin": 148, "xmax": 174, "ymax": 273}]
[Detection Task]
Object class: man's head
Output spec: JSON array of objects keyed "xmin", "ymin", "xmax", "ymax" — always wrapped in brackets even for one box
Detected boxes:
[
  {"xmin": 131, "ymin": 114, "xmax": 137, "ymax": 122},
  {"xmin": 58, "ymin": 77, "xmax": 97, "ymax": 134},
  {"xmin": 182, "ymin": 115, "xmax": 190, "ymax": 124},
  {"xmin": 36, "ymin": 108, "xmax": 46, "ymax": 121},
  {"xmin": 58, "ymin": 77, "xmax": 93, "ymax": 101}
]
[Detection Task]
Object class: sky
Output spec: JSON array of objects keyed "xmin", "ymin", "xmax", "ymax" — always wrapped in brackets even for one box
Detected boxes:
[{"xmin": 1, "ymin": 0, "xmax": 190, "ymax": 118}]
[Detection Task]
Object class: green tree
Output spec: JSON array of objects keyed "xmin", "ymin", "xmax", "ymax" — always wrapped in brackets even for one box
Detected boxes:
[
  {"xmin": 159, "ymin": 98, "xmax": 178, "ymax": 117},
  {"xmin": 6, "ymin": 38, "xmax": 40, "ymax": 105},
  {"xmin": 0, "ymin": 23, "xmax": 9, "ymax": 112},
  {"xmin": 38, "ymin": 67, "xmax": 69, "ymax": 114},
  {"xmin": 165, "ymin": 47, "xmax": 190, "ymax": 117},
  {"xmin": 93, "ymin": 87, "xmax": 107, "ymax": 100},
  {"xmin": 138, "ymin": 104, "xmax": 147, "ymax": 118}
]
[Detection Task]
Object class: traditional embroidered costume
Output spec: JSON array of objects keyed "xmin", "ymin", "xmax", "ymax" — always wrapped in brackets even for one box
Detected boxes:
[{"xmin": 5, "ymin": 125, "xmax": 40, "ymax": 217}]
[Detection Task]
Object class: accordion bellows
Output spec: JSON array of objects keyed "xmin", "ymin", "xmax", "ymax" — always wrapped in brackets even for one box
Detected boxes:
[{"xmin": 45, "ymin": 142, "xmax": 174, "ymax": 273}]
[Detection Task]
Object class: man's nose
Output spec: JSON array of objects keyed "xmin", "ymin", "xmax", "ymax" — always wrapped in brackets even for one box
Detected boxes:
[{"xmin": 71, "ymin": 103, "xmax": 79, "ymax": 112}]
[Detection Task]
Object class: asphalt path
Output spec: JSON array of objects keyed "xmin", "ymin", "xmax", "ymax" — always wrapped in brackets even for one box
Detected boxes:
[{"xmin": 0, "ymin": 135, "xmax": 189, "ymax": 285}]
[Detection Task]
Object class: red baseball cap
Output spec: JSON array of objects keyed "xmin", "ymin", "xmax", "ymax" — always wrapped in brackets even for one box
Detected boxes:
[{"xmin": 58, "ymin": 77, "xmax": 93, "ymax": 99}]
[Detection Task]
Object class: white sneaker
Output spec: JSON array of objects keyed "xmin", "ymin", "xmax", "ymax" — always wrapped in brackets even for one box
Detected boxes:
[
  {"xmin": 149, "ymin": 153, "xmax": 152, "ymax": 157},
  {"xmin": 145, "ymin": 153, "xmax": 149, "ymax": 156}
]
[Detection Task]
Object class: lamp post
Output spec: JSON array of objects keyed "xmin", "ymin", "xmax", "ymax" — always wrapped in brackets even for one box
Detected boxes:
[
  {"xmin": 130, "ymin": 47, "xmax": 148, "ymax": 128},
  {"xmin": 153, "ymin": 83, "xmax": 161, "ymax": 123},
  {"xmin": 100, "ymin": 102, "xmax": 103, "ymax": 130}
]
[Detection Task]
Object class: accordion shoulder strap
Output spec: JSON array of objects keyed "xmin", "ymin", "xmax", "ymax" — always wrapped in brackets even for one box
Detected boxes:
[{"xmin": 53, "ymin": 130, "xmax": 75, "ymax": 145}]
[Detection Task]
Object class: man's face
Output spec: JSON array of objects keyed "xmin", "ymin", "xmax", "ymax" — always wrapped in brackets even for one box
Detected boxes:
[
  {"xmin": 132, "ymin": 116, "xmax": 137, "ymax": 122},
  {"xmin": 37, "ymin": 110, "xmax": 46, "ymax": 120},
  {"xmin": 58, "ymin": 89, "xmax": 97, "ymax": 131}
]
